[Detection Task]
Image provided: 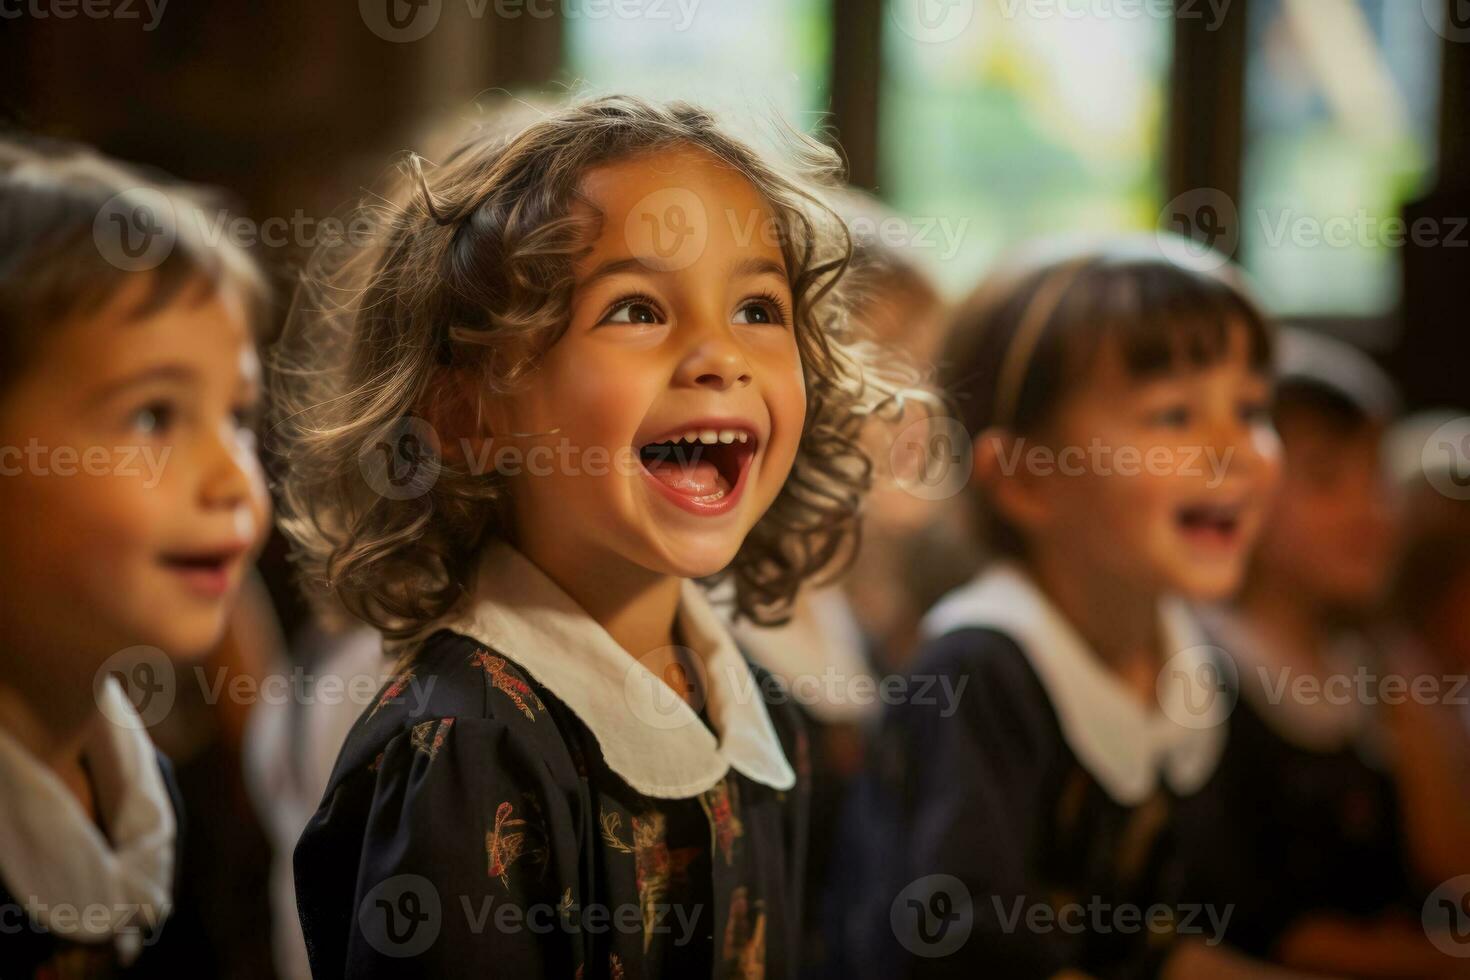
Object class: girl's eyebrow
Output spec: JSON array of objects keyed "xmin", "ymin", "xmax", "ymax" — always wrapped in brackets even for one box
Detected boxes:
[
  {"xmin": 584, "ymin": 256, "xmax": 662, "ymax": 283},
  {"xmin": 731, "ymin": 256, "xmax": 787, "ymax": 281},
  {"xmin": 88, "ymin": 363, "xmax": 198, "ymax": 405},
  {"xmin": 582, "ymin": 254, "xmax": 788, "ymax": 286}
]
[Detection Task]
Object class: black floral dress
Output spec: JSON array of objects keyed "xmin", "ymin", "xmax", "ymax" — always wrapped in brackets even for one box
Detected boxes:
[{"xmin": 294, "ymin": 628, "xmax": 810, "ymax": 979}]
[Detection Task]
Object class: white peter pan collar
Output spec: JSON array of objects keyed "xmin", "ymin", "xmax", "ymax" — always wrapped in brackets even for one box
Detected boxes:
[
  {"xmin": 726, "ymin": 585, "xmax": 878, "ymax": 725},
  {"xmin": 1195, "ymin": 605, "xmax": 1367, "ymax": 754},
  {"xmin": 409, "ymin": 541, "xmax": 796, "ymax": 800},
  {"xmin": 922, "ymin": 562, "xmax": 1228, "ymax": 806},
  {"xmin": 0, "ymin": 677, "xmax": 176, "ymax": 964}
]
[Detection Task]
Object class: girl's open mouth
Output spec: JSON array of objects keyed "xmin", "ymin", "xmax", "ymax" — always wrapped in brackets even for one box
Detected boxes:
[
  {"xmin": 160, "ymin": 547, "xmax": 246, "ymax": 598},
  {"xmin": 636, "ymin": 425, "xmax": 758, "ymax": 516},
  {"xmin": 1175, "ymin": 502, "xmax": 1244, "ymax": 550}
]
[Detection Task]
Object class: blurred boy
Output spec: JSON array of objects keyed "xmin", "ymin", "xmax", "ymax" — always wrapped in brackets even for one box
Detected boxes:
[{"xmin": 0, "ymin": 135, "xmax": 270, "ymax": 976}]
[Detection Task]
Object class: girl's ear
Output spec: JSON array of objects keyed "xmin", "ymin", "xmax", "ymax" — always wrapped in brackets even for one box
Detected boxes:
[
  {"xmin": 972, "ymin": 426, "xmax": 1053, "ymax": 536},
  {"xmin": 421, "ymin": 367, "xmax": 493, "ymax": 468}
]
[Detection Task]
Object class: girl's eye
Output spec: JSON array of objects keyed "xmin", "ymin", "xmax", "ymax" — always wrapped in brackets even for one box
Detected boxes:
[
  {"xmin": 602, "ymin": 298, "xmax": 664, "ymax": 326},
  {"xmin": 1239, "ymin": 400, "xmax": 1272, "ymax": 425},
  {"xmin": 1147, "ymin": 405, "xmax": 1192, "ymax": 428},
  {"xmin": 233, "ymin": 405, "xmax": 261, "ymax": 443},
  {"xmin": 130, "ymin": 401, "xmax": 175, "ymax": 437},
  {"xmin": 734, "ymin": 294, "xmax": 791, "ymax": 327}
]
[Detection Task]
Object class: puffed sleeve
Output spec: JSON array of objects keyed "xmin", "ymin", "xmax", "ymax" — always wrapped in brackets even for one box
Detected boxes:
[
  {"xmin": 295, "ymin": 714, "xmax": 586, "ymax": 979},
  {"xmin": 858, "ymin": 629, "xmax": 1173, "ymax": 980}
]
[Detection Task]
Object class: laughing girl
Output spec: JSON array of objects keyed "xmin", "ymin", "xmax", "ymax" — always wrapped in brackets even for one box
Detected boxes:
[
  {"xmin": 276, "ymin": 97, "xmax": 910, "ymax": 978},
  {"xmin": 848, "ymin": 239, "xmax": 1316, "ymax": 979}
]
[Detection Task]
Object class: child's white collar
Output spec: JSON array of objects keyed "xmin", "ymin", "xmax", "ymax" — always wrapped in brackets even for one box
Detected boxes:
[
  {"xmin": 1194, "ymin": 605, "xmax": 1369, "ymax": 754},
  {"xmin": 0, "ymin": 677, "xmax": 176, "ymax": 964},
  {"xmin": 413, "ymin": 541, "xmax": 797, "ymax": 800},
  {"xmin": 922, "ymin": 561, "xmax": 1228, "ymax": 806}
]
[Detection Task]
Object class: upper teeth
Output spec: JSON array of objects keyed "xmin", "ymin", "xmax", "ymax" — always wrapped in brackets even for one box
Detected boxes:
[{"xmin": 668, "ymin": 429, "xmax": 749, "ymax": 445}]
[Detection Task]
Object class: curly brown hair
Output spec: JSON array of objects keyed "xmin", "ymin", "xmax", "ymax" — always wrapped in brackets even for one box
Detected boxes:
[{"xmin": 269, "ymin": 95, "xmax": 927, "ymax": 642}]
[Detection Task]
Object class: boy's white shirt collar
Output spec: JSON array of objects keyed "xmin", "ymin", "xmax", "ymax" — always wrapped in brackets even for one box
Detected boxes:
[
  {"xmin": 401, "ymin": 540, "xmax": 796, "ymax": 800},
  {"xmin": 922, "ymin": 561, "xmax": 1228, "ymax": 806},
  {"xmin": 0, "ymin": 677, "xmax": 176, "ymax": 964},
  {"xmin": 724, "ymin": 584, "xmax": 879, "ymax": 725},
  {"xmin": 1194, "ymin": 604, "xmax": 1367, "ymax": 753}
]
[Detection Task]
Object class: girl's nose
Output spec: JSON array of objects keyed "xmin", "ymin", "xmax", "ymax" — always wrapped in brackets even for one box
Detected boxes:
[
  {"xmin": 674, "ymin": 323, "xmax": 753, "ymax": 391},
  {"xmin": 200, "ymin": 422, "xmax": 265, "ymax": 514}
]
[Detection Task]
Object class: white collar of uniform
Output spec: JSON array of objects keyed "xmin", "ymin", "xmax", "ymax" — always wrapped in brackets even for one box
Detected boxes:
[
  {"xmin": 725, "ymin": 584, "xmax": 878, "ymax": 725},
  {"xmin": 1195, "ymin": 605, "xmax": 1366, "ymax": 753},
  {"xmin": 414, "ymin": 541, "xmax": 796, "ymax": 800},
  {"xmin": 0, "ymin": 677, "xmax": 176, "ymax": 964},
  {"xmin": 922, "ymin": 561, "xmax": 1228, "ymax": 806}
]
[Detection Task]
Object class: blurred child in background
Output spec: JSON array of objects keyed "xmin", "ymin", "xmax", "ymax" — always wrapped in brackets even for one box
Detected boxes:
[
  {"xmin": 848, "ymin": 238, "xmax": 1324, "ymax": 978},
  {"xmin": 0, "ymin": 136, "xmax": 271, "ymax": 977},
  {"xmin": 1201, "ymin": 339, "xmax": 1470, "ymax": 977}
]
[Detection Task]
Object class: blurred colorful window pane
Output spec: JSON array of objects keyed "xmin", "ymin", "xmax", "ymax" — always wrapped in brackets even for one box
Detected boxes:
[
  {"xmin": 880, "ymin": 0, "xmax": 1173, "ymax": 292},
  {"xmin": 564, "ymin": 0, "xmax": 833, "ymax": 127},
  {"xmin": 1242, "ymin": 0, "xmax": 1443, "ymax": 315}
]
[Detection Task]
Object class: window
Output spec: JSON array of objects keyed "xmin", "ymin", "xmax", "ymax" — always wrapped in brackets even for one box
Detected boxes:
[
  {"xmin": 1241, "ymin": 0, "xmax": 1443, "ymax": 315},
  {"xmin": 879, "ymin": 0, "xmax": 1173, "ymax": 292},
  {"xmin": 563, "ymin": 0, "xmax": 832, "ymax": 130}
]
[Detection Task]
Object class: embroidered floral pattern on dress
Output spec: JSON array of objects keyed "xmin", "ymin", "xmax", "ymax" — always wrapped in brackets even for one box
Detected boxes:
[
  {"xmin": 700, "ymin": 777, "xmax": 744, "ymax": 866},
  {"xmin": 485, "ymin": 797, "xmax": 548, "ymax": 890},
  {"xmin": 722, "ymin": 885, "xmax": 767, "ymax": 979},
  {"xmin": 630, "ymin": 810, "xmax": 700, "ymax": 952},
  {"xmin": 368, "ymin": 666, "xmax": 417, "ymax": 720},
  {"xmin": 409, "ymin": 717, "xmax": 454, "ymax": 760},
  {"xmin": 470, "ymin": 649, "xmax": 546, "ymax": 721},
  {"xmin": 599, "ymin": 807, "xmax": 634, "ymax": 854}
]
